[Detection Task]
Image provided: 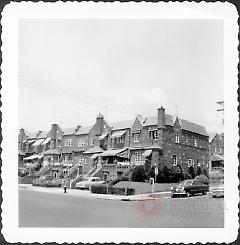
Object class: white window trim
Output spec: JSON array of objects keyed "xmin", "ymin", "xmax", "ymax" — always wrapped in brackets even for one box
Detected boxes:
[
  {"xmin": 173, "ymin": 155, "xmax": 177, "ymax": 166},
  {"xmin": 133, "ymin": 133, "xmax": 140, "ymax": 142},
  {"xmin": 175, "ymin": 134, "xmax": 180, "ymax": 143}
]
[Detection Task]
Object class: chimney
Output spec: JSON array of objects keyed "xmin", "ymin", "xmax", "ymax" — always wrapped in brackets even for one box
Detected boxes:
[
  {"xmin": 157, "ymin": 106, "xmax": 165, "ymax": 147},
  {"xmin": 158, "ymin": 106, "xmax": 166, "ymax": 130},
  {"xmin": 75, "ymin": 125, "xmax": 81, "ymax": 133},
  {"xmin": 96, "ymin": 113, "xmax": 104, "ymax": 136}
]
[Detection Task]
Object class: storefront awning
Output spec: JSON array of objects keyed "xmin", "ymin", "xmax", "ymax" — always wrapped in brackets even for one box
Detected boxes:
[
  {"xmin": 27, "ymin": 139, "xmax": 35, "ymax": 144},
  {"xmin": 99, "ymin": 132, "xmax": 109, "ymax": 140},
  {"xmin": 32, "ymin": 138, "xmax": 44, "ymax": 147},
  {"xmin": 143, "ymin": 149, "xmax": 152, "ymax": 157},
  {"xmin": 90, "ymin": 153, "xmax": 99, "ymax": 159},
  {"xmin": 41, "ymin": 138, "xmax": 51, "ymax": 145},
  {"xmin": 111, "ymin": 130, "xmax": 126, "ymax": 138}
]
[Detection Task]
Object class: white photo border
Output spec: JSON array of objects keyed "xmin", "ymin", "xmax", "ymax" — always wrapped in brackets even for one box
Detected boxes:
[{"xmin": 1, "ymin": 2, "xmax": 239, "ymax": 243}]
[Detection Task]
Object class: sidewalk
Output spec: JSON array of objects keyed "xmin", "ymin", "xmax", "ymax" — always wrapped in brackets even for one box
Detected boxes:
[{"xmin": 18, "ymin": 184, "xmax": 170, "ymax": 201}]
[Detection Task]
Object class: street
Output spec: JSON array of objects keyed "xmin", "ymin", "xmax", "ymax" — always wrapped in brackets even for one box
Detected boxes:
[{"xmin": 19, "ymin": 187, "xmax": 224, "ymax": 228}]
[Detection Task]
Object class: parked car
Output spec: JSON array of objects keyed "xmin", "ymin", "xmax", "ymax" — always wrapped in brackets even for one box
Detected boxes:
[
  {"xmin": 210, "ymin": 179, "xmax": 224, "ymax": 198},
  {"xmin": 171, "ymin": 179, "xmax": 209, "ymax": 198},
  {"xmin": 75, "ymin": 177, "xmax": 105, "ymax": 190}
]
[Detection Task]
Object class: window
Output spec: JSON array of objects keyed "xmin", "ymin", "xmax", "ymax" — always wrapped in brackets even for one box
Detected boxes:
[
  {"xmin": 188, "ymin": 159, "xmax": 193, "ymax": 167},
  {"xmin": 63, "ymin": 155, "xmax": 69, "ymax": 162},
  {"xmin": 173, "ymin": 155, "xmax": 177, "ymax": 165},
  {"xmin": 194, "ymin": 138, "xmax": 197, "ymax": 147},
  {"xmin": 185, "ymin": 135, "xmax": 188, "ymax": 144},
  {"xmin": 197, "ymin": 159, "xmax": 200, "ymax": 166},
  {"xmin": 134, "ymin": 152, "xmax": 144, "ymax": 163},
  {"xmin": 175, "ymin": 133, "xmax": 180, "ymax": 143},
  {"xmin": 65, "ymin": 139, "xmax": 72, "ymax": 147},
  {"xmin": 90, "ymin": 138, "xmax": 95, "ymax": 147},
  {"xmin": 149, "ymin": 130, "xmax": 158, "ymax": 140},
  {"xmin": 79, "ymin": 157, "xmax": 87, "ymax": 165},
  {"xmin": 78, "ymin": 141, "xmax": 85, "ymax": 147},
  {"xmin": 133, "ymin": 133, "xmax": 140, "ymax": 142}
]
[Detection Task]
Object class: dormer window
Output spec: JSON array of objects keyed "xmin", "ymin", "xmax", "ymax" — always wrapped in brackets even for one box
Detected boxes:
[
  {"xmin": 133, "ymin": 132, "xmax": 140, "ymax": 142},
  {"xmin": 194, "ymin": 138, "xmax": 197, "ymax": 147},
  {"xmin": 175, "ymin": 133, "xmax": 180, "ymax": 143}
]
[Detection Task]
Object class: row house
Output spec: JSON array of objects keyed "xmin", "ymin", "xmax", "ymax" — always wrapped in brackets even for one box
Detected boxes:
[{"xmin": 18, "ymin": 106, "xmax": 209, "ymax": 180}]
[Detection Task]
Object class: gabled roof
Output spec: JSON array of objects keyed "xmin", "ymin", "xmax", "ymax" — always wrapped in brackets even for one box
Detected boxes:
[
  {"xmin": 208, "ymin": 132, "xmax": 218, "ymax": 142},
  {"xmin": 109, "ymin": 120, "xmax": 133, "ymax": 131},
  {"xmin": 75, "ymin": 126, "xmax": 92, "ymax": 135},
  {"xmin": 143, "ymin": 114, "xmax": 174, "ymax": 127},
  {"xmin": 179, "ymin": 119, "xmax": 208, "ymax": 136},
  {"xmin": 25, "ymin": 130, "xmax": 39, "ymax": 139},
  {"xmin": 62, "ymin": 127, "xmax": 76, "ymax": 136},
  {"xmin": 37, "ymin": 131, "xmax": 48, "ymax": 138},
  {"xmin": 142, "ymin": 114, "xmax": 208, "ymax": 136}
]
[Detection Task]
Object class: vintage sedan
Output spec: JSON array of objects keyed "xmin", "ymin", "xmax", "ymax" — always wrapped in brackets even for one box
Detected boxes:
[
  {"xmin": 210, "ymin": 180, "xmax": 224, "ymax": 198},
  {"xmin": 171, "ymin": 179, "xmax": 209, "ymax": 198},
  {"xmin": 75, "ymin": 177, "xmax": 105, "ymax": 190}
]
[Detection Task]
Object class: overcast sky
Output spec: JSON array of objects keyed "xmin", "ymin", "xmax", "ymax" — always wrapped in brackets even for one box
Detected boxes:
[{"xmin": 18, "ymin": 19, "xmax": 224, "ymax": 133}]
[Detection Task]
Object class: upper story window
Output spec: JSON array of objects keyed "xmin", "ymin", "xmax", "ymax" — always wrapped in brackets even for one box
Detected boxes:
[
  {"xmin": 197, "ymin": 159, "xmax": 200, "ymax": 166},
  {"xmin": 185, "ymin": 135, "xmax": 188, "ymax": 144},
  {"xmin": 78, "ymin": 141, "xmax": 86, "ymax": 147},
  {"xmin": 173, "ymin": 155, "xmax": 177, "ymax": 165},
  {"xmin": 175, "ymin": 133, "xmax": 180, "ymax": 143},
  {"xmin": 133, "ymin": 133, "xmax": 140, "ymax": 142},
  {"xmin": 90, "ymin": 138, "xmax": 95, "ymax": 147},
  {"xmin": 149, "ymin": 130, "xmax": 158, "ymax": 140},
  {"xmin": 194, "ymin": 138, "xmax": 197, "ymax": 147},
  {"xmin": 65, "ymin": 139, "xmax": 72, "ymax": 147}
]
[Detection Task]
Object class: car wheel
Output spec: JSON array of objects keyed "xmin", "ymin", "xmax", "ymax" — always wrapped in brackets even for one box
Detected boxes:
[
  {"xmin": 202, "ymin": 191, "xmax": 207, "ymax": 195},
  {"xmin": 171, "ymin": 195, "xmax": 175, "ymax": 198}
]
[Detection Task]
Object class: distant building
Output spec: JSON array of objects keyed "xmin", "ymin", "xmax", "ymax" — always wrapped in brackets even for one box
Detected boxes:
[{"xmin": 209, "ymin": 133, "xmax": 224, "ymax": 169}]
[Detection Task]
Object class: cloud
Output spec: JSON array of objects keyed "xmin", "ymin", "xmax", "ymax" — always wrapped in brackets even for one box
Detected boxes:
[{"xmin": 137, "ymin": 87, "xmax": 168, "ymax": 105}]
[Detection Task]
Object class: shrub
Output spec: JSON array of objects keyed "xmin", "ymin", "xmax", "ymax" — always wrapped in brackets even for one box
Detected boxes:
[
  {"xmin": 91, "ymin": 185, "xmax": 135, "ymax": 195},
  {"xmin": 188, "ymin": 166, "xmax": 196, "ymax": 179},
  {"xmin": 194, "ymin": 174, "xmax": 209, "ymax": 185},
  {"xmin": 131, "ymin": 166, "xmax": 146, "ymax": 182},
  {"xmin": 196, "ymin": 166, "xmax": 202, "ymax": 176},
  {"xmin": 202, "ymin": 168, "xmax": 209, "ymax": 178}
]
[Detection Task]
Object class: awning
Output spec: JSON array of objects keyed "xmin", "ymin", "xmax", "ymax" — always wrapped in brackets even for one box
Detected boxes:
[
  {"xmin": 83, "ymin": 146, "xmax": 104, "ymax": 154},
  {"xmin": 143, "ymin": 149, "xmax": 152, "ymax": 157},
  {"xmin": 38, "ymin": 154, "xmax": 44, "ymax": 159},
  {"xmin": 111, "ymin": 130, "xmax": 126, "ymax": 138},
  {"xmin": 41, "ymin": 138, "xmax": 51, "ymax": 145},
  {"xmin": 27, "ymin": 139, "xmax": 35, "ymax": 144},
  {"xmin": 210, "ymin": 154, "xmax": 224, "ymax": 161},
  {"xmin": 23, "ymin": 154, "xmax": 39, "ymax": 160},
  {"xmin": 90, "ymin": 154, "xmax": 99, "ymax": 159},
  {"xmin": 100, "ymin": 148, "xmax": 129, "ymax": 158},
  {"xmin": 99, "ymin": 132, "xmax": 109, "ymax": 140},
  {"xmin": 32, "ymin": 139, "xmax": 44, "ymax": 147}
]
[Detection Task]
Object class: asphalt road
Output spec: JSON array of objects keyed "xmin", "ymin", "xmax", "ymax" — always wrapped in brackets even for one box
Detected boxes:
[{"xmin": 19, "ymin": 187, "xmax": 224, "ymax": 228}]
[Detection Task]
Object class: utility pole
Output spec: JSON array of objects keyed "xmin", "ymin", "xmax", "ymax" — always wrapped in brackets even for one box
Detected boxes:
[{"xmin": 217, "ymin": 101, "xmax": 224, "ymax": 132}]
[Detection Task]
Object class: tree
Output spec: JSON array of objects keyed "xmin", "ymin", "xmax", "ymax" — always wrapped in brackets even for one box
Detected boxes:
[
  {"xmin": 131, "ymin": 165, "xmax": 146, "ymax": 182},
  {"xmin": 196, "ymin": 166, "xmax": 202, "ymax": 176},
  {"xmin": 194, "ymin": 174, "xmax": 209, "ymax": 185},
  {"xmin": 188, "ymin": 166, "xmax": 195, "ymax": 179}
]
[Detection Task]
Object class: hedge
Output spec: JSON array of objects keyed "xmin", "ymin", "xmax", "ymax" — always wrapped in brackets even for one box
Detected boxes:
[{"xmin": 91, "ymin": 185, "xmax": 135, "ymax": 196}]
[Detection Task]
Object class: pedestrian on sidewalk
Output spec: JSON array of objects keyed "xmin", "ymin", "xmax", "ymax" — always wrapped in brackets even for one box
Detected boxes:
[{"xmin": 63, "ymin": 182, "xmax": 67, "ymax": 193}]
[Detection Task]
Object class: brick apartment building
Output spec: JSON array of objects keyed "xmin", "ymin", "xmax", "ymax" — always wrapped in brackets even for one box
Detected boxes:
[{"xmin": 18, "ymin": 106, "xmax": 209, "ymax": 180}]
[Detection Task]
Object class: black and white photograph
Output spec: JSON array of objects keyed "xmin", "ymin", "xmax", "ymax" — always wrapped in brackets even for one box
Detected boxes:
[{"xmin": 1, "ymin": 2, "xmax": 239, "ymax": 244}]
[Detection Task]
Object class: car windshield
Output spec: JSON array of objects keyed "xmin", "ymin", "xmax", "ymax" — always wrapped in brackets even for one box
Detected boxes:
[{"xmin": 179, "ymin": 180, "xmax": 193, "ymax": 186}]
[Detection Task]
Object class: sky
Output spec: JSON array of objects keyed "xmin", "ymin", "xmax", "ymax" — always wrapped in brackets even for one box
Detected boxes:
[{"xmin": 18, "ymin": 19, "xmax": 224, "ymax": 133}]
